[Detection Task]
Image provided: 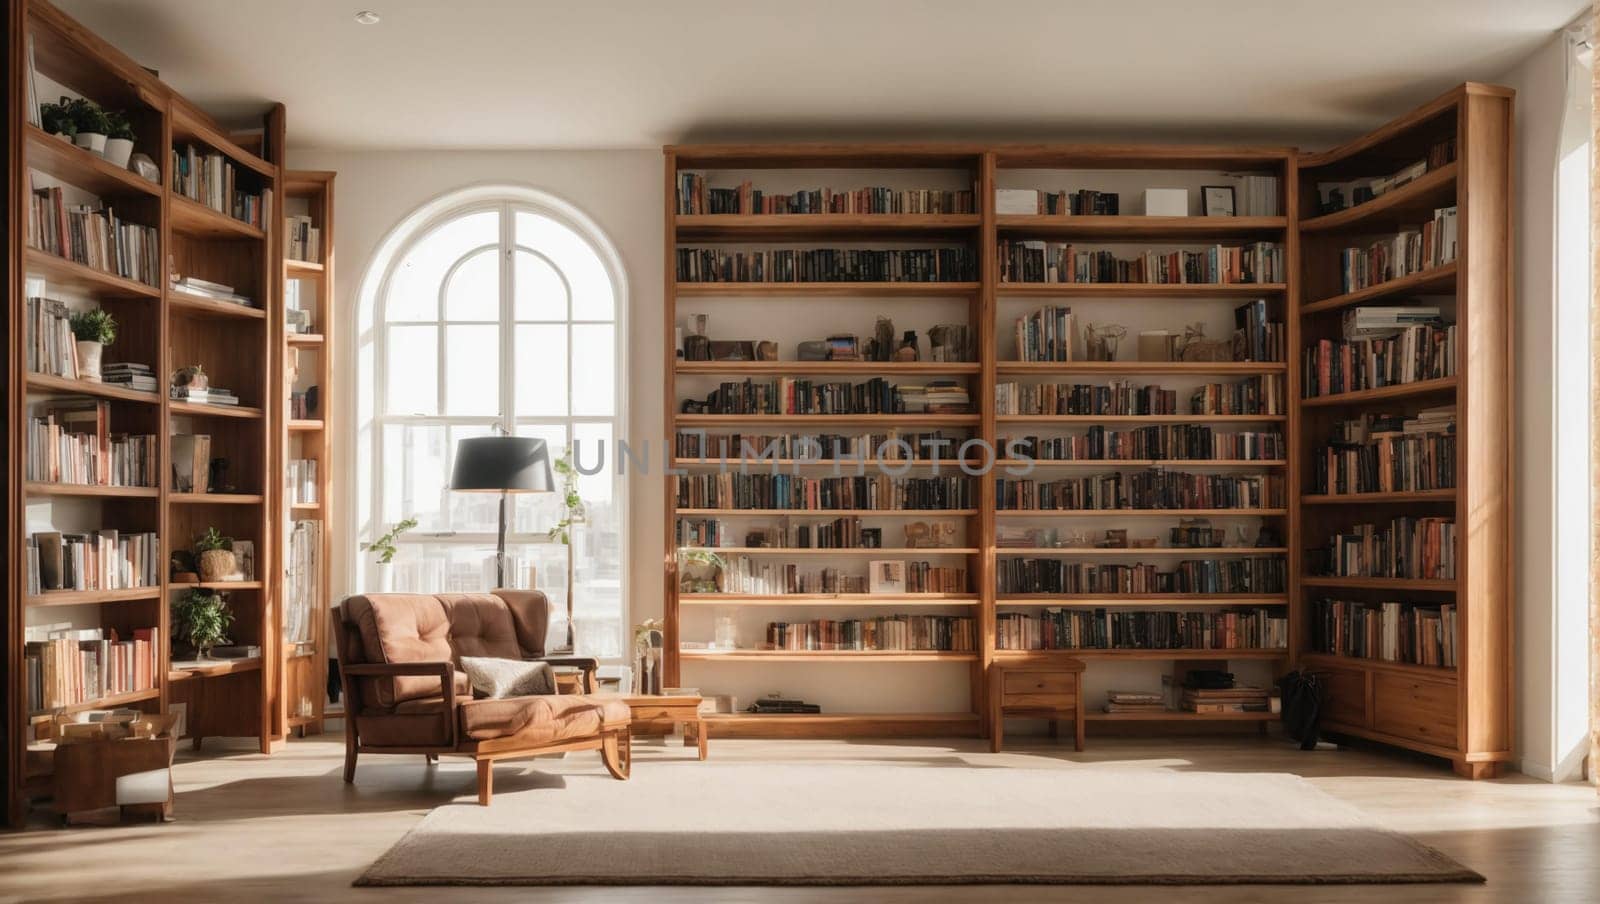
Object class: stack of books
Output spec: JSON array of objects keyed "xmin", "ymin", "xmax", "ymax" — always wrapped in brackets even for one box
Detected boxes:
[
  {"xmin": 101, "ymin": 362, "xmax": 157, "ymax": 393},
  {"xmin": 172, "ymin": 276, "xmax": 256, "ymax": 309},
  {"xmin": 899, "ymin": 381, "xmax": 971, "ymax": 414},
  {"xmin": 1104, "ymin": 690, "xmax": 1167, "ymax": 714},
  {"xmin": 172, "ymin": 383, "xmax": 240, "ymax": 406},
  {"xmin": 1181, "ymin": 685, "xmax": 1272, "ymax": 714},
  {"xmin": 286, "ymin": 214, "xmax": 322, "ymax": 262}
]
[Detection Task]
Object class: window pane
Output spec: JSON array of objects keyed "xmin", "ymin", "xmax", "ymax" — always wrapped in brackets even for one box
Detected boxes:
[
  {"xmin": 388, "ymin": 543, "xmax": 498, "ymax": 594},
  {"xmin": 570, "ymin": 324, "xmax": 615, "ymax": 416},
  {"xmin": 386, "ymin": 210, "xmax": 497, "ymax": 322},
  {"xmin": 571, "ymin": 421, "xmax": 622, "ymax": 659},
  {"xmin": 445, "ymin": 424, "xmax": 500, "ymax": 532},
  {"xmin": 514, "ymin": 324, "xmax": 567, "ymax": 416},
  {"xmin": 511, "ymin": 423, "xmax": 568, "ymax": 534},
  {"xmin": 444, "ymin": 324, "xmax": 500, "ymax": 416},
  {"xmin": 515, "ymin": 249, "xmax": 567, "ymax": 321},
  {"xmin": 381, "ymin": 423, "xmax": 448, "ymax": 530},
  {"xmin": 444, "ymin": 247, "xmax": 499, "ymax": 322},
  {"xmin": 385, "ymin": 325, "xmax": 438, "ymax": 415},
  {"xmin": 516, "ymin": 211, "xmax": 613, "ymax": 321}
]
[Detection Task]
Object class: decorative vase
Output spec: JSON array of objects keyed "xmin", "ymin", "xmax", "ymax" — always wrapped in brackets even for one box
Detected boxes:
[
  {"xmin": 75, "ymin": 340, "xmax": 102, "ymax": 382},
  {"xmin": 103, "ymin": 137, "xmax": 134, "ymax": 168},
  {"xmin": 73, "ymin": 131, "xmax": 107, "ymax": 156},
  {"xmin": 198, "ymin": 549, "xmax": 236, "ymax": 582}
]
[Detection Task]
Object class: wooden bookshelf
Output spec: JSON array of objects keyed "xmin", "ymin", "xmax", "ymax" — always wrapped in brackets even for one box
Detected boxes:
[
  {"xmin": 6, "ymin": 0, "xmax": 291, "ymax": 825},
  {"xmin": 1294, "ymin": 84, "xmax": 1512, "ymax": 778}
]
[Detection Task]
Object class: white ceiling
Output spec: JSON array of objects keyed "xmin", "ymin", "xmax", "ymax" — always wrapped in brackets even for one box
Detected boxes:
[{"xmin": 58, "ymin": 0, "xmax": 1586, "ymax": 151}]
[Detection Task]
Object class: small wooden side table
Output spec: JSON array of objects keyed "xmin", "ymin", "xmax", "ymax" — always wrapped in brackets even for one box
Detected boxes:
[
  {"xmin": 622, "ymin": 694, "xmax": 707, "ymax": 760},
  {"xmin": 989, "ymin": 660, "xmax": 1086, "ymax": 753}
]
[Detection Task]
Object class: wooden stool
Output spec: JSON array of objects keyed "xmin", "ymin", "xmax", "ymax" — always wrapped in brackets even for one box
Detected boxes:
[{"xmin": 989, "ymin": 660, "xmax": 1085, "ymax": 753}]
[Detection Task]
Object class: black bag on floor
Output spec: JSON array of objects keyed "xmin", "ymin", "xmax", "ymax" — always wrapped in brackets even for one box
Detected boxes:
[{"xmin": 1278, "ymin": 669, "xmax": 1324, "ymax": 750}]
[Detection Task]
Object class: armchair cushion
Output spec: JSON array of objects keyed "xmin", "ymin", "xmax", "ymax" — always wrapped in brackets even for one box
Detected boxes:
[
  {"xmin": 441, "ymin": 594, "xmax": 525, "ymax": 660},
  {"xmin": 460, "ymin": 656, "xmax": 556, "ymax": 698},
  {"xmin": 459, "ymin": 693, "xmax": 632, "ymax": 743},
  {"xmin": 343, "ymin": 594, "xmax": 456, "ymax": 707}
]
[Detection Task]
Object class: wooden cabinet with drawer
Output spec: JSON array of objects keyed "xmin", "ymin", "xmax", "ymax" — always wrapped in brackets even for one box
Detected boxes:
[
  {"xmin": 1318, "ymin": 666, "xmax": 1370, "ymax": 730},
  {"xmin": 1371, "ymin": 673, "xmax": 1458, "ymax": 750},
  {"xmin": 989, "ymin": 661, "xmax": 1085, "ymax": 753}
]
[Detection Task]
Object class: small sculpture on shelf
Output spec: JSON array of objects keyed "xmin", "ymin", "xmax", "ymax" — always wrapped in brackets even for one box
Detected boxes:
[
  {"xmin": 871, "ymin": 316, "xmax": 896, "ymax": 362},
  {"xmin": 904, "ymin": 520, "xmax": 957, "ymax": 548},
  {"xmin": 1178, "ymin": 322, "xmax": 1232, "ymax": 362},
  {"xmin": 1084, "ymin": 322, "xmax": 1127, "ymax": 361},
  {"xmin": 894, "ymin": 330, "xmax": 920, "ymax": 362},
  {"xmin": 678, "ymin": 549, "xmax": 725, "ymax": 593}
]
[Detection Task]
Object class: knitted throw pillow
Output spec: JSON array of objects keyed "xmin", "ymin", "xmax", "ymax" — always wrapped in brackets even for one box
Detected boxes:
[{"xmin": 459, "ymin": 657, "xmax": 556, "ymax": 699}]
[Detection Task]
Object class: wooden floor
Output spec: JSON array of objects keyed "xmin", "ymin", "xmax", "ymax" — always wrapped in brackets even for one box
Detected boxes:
[{"xmin": 1, "ymin": 730, "xmax": 1596, "ymax": 902}]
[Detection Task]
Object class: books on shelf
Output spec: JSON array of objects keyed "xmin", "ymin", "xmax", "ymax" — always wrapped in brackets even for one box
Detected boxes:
[
  {"xmin": 1315, "ymin": 409, "xmax": 1456, "ymax": 495},
  {"xmin": 1232, "ymin": 299, "xmax": 1285, "ymax": 363},
  {"xmin": 676, "ymin": 175, "xmax": 975, "ymax": 215},
  {"xmin": 763, "ymin": 616, "xmax": 975, "ymax": 651},
  {"xmin": 101, "ymin": 362, "xmax": 157, "ymax": 392},
  {"xmin": 1311, "ymin": 597, "xmax": 1457, "ymax": 668},
  {"xmin": 993, "ymin": 188, "xmax": 1119, "ymax": 216},
  {"xmin": 27, "ymin": 529, "xmax": 161, "ymax": 593},
  {"xmin": 996, "ymin": 380, "xmax": 1179, "ymax": 417},
  {"xmin": 1303, "ymin": 309, "xmax": 1456, "ymax": 397},
  {"xmin": 1337, "ymin": 206, "xmax": 1458, "ymax": 294},
  {"xmin": 997, "ymin": 427, "xmax": 1284, "ymax": 462},
  {"xmin": 23, "ymin": 624, "xmax": 160, "ymax": 712},
  {"xmin": 284, "ymin": 520, "xmax": 323, "ymax": 648},
  {"xmin": 994, "ymin": 470, "xmax": 1284, "ymax": 512},
  {"xmin": 289, "ymin": 459, "xmax": 319, "ymax": 505},
  {"xmin": 998, "ymin": 240, "xmax": 1283, "ymax": 285},
  {"xmin": 995, "ymin": 607, "xmax": 1287, "ymax": 652},
  {"xmin": 26, "ymin": 398, "xmax": 157, "ymax": 486},
  {"xmin": 674, "ymin": 430, "xmax": 968, "ymax": 462},
  {"xmin": 285, "ymin": 214, "xmax": 322, "ymax": 262},
  {"xmin": 715, "ymin": 556, "xmax": 965, "ymax": 595},
  {"xmin": 1181, "ymin": 685, "xmax": 1271, "ymax": 714},
  {"xmin": 1317, "ymin": 517, "xmax": 1456, "ymax": 580},
  {"xmin": 673, "ymin": 473, "xmax": 973, "ymax": 511},
  {"xmin": 995, "ymin": 557, "xmax": 1285, "ymax": 595},
  {"xmin": 1315, "ymin": 138, "xmax": 1456, "ymax": 215},
  {"xmin": 172, "ymin": 275, "xmax": 257, "ymax": 308},
  {"xmin": 1015, "ymin": 305, "xmax": 1077, "ymax": 362},
  {"xmin": 676, "ymin": 516, "xmax": 891, "ymax": 550},
  {"xmin": 171, "ymin": 144, "xmax": 271, "ymax": 227},
  {"xmin": 689, "ymin": 377, "xmax": 971, "ymax": 415},
  {"xmin": 171, "ymin": 384, "xmax": 240, "ymax": 406},
  {"xmin": 25, "ymin": 296, "xmax": 81, "ymax": 379},
  {"xmin": 676, "ymin": 248, "xmax": 976, "ymax": 283},
  {"xmin": 27, "ymin": 181, "xmax": 159, "ymax": 286}
]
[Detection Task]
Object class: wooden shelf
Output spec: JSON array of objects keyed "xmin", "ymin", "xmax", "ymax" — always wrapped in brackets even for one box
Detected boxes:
[
  {"xmin": 676, "ymin": 508, "xmax": 979, "ymax": 517},
  {"xmin": 995, "ymin": 594, "xmax": 1287, "ymax": 605},
  {"xmin": 680, "ymin": 650, "xmax": 977, "ymax": 662},
  {"xmin": 286, "ymin": 259, "xmax": 325, "ymax": 275},
  {"xmin": 23, "ymin": 482, "xmax": 158, "ymax": 498},
  {"xmin": 287, "ymin": 333, "xmax": 325, "ymax": 347},
  {"xmin": 675, "ymin": 281, "xmax": 981, "ymax": 297},
  {"xmin": 167, "ymin": 492, "xmax": 265, "ymax": 505},
  {"xmin": 675, "ymin": 213, "xmax": 980, "ymax": 240},
  {"xmin": 26, "ymin": 587, "xmax": 161, "ymax": 608},
  {"xmin": 995, "ymin": 414, "xmax": 1286, "ymax": 425},
  {"xmin": 24, "ymin": 247, "xmax": 161, "ymax": 298},
  {"xmin": 1085, "ymin": 710, "xmax": 1275, "ymax": 722},
  {"xmin": 171, "ymin": 105, "xmax": 276, "ymax": 177},
  {"xmin": 1300, "ymin": 489, "xmax": 1455, "ymax": 504},
  {"xmin": 996, "ymin": 282, "xmax": 1285, "ymax": 297},
  {"xmin": 995, "ymin": 361, "xmax": 1286, "ymax": 375},
  {"xmin": 1301, "ymin": 262, "xmax": 1458, "ymax": 315},
  {"xmin": 995, "ymin": 214, "xmax": 1287, "ymax": 240},
  {"xmin": 288, "ymin": 419, "xmax": 324, "ymax": 432},
  {"xmin": 168, "ymin": 291, "xmax": 267, "ymax": 320},
  {"xmin": 170, "ymin": 400, "xmax": 264, "ymax": 420},
  {"xmin": 994, "ymin": 508, "xmax": 1287, "ymax": 518},
  {"xmin": 169, "ymin": 581, "xmax": 264, "ymax": 591},
  {"xmin": 1300, "ymin": 377, "xmax": 1457, "ymax": 407},
  {"xmin": 995, "ymin": 648, "xmax": 1288, "ymax": 661},
  {"xmin": 1299, "ymin": 576, "xmax": 1456, "ymax": 591},
  {"xmin": 24, "ymin": 372, "xmax": 161, "ymax": 404},
  {"xmin": 997, "ymin": 547, "xmax": 1288, "ymax": 556},
  {"xmin": 1299, "ymin": 163, "xmax": 1458, "ymax": 233},
  {"xmin": 677, "ymin": 361, "xmax": 979, "ymax": 375},
  {"xmin": 169, "ymin": 194, "xmax": 267, "ymax": 240},
  {"xmin": 677, "ymin": 414, "xmax": 979, "ymax": 427},
  {"xmin": 27, "ymin": 687, "xmax": 161, "ymax": 724},
  {"xmin": 169, "ymin": 656, "xmax": 264, "ymax": 681},
  {"xmin": 994, "ymin": 459, "xmax": 1286, "ymax": 469},
  {"xmin": 1298, "ymin": 652, "xmax": 1458, "ymax": 680},
  {"xmin": 24, "ymin": 125, "xmax": 161, "ymax": 197},
  {"xmin": 679, "ymin": 547, "xmax": 980, "ymax": 556}
]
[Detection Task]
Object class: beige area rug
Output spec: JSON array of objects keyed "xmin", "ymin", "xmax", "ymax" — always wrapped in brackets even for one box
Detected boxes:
[{"xmin": 356, "ymin": 762, "xmax": 1482, "ymax": 887}]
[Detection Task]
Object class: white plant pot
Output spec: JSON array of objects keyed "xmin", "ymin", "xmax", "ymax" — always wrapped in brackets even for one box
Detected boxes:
[
  {"xmin": 375, "ymin": 565, "xmax": 394, "ymax": 592},
  {"xmin": 74, "ymin": 132, "xmax": 107, "ymax": 156},
  {"xmin": 103, "ymin": 138, "xmax": 135, "ymax": 168},
  {"xmin": 51, "ymin": 130, "xmax": 73, "ymax": 143},
  {"xmin": 75, "ymin": 341, "xmax": 103, "ymax": 382}
]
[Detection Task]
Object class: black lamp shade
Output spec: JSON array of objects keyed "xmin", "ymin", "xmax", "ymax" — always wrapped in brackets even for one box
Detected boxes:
[{"xmin": 450, "ymin": 436, "xmax": 555, "ymax": 493}]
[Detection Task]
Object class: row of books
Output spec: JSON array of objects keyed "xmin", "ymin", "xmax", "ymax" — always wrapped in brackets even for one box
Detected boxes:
[
  {"xmin": 28, "ymin": 183, "xmax": 160, "ymax": 286},
  {"xmin": 994, "ymin": 557, "xmax": 1286, "ymax": 595},
  {"xmin": 690, "ymin": 377, "xmax": 971, "ymax": 416},
  {"xmin": 674, "ymin": 473, "xmax": 973, "ymax": 511},
  {"xmin": 1304, "ymin": 327, "xmax": 1456, "ymax": 398},
  {"xmin": 998, "ymin": 241, "xmax": 1283, "ymax": 285},
  {"xmin": 24, "ymin": 625, "xmax": 160, "ymax": 712},
  {"xmin": 1337, "ymin": 206, "xmax": 1458, "ymax": 295},
  {"xmin": 677, "ymin": 517, "xmax": 894, "ymax": 550},
  {"xmin": 675, "ymin": 176, "xmax": 976, "ymax": 215},
  {"xmin": 1316, "ymin": 517, "xmax": 1456, "ymax": 580},
  {"xmin": 674, "ymin": 430, "xmax": 966, "ymax": 462},
  {"xmin": 1315, "ymin": 137, "xmax": 1456, "ymax": 215},
  {"xmin": 1310, "ymin": 597, "xmax": 1457, "ymax": 668},
  {"xmin": 26, "ymin": 297, "xmax": 87, "ymax": 380},
  {"xmin": 994, "ymin": 471, "xmax": 1284, "ymax": 512},
  {"xmin": 762, "ymin": 616, "xmax": 976, "ymax": 652},
  {"xmin": 171, "ymin": 144, "xmax": 271, "ymax": 227},
  {"xmin": 1233, "ymin": 298, "xmax": 1286, "ymax": 363},
  {"xmin": 998, "ymin": 427, "xmax": 1284, "ymax": 462},
  {"xmin": 289, "ymin": 458, "xmax": 319, "ymax": 505},
  {"xmin": 27, "ymin": 416, "xmax": 157, "ymax": 487},
  {"xmin": 994, "ymin": 607, "xmax": 1288, "ymax": 652},
  {"xmin": 676, "ymin": 248, "xmax": 976, "ymax": 283},
  {"xmin": 717, "ymin": 557, "xmax": 966, "ymax": 595},
  {"xmin": 1182, "ymin": 685, "xmax": 1272, "ymax": 714},
  {"xmin": 996, "ymin": 380, "xmax": 1178, "ymax": 416},
  {"xmin": 1315, "ymin": 409, "xmax": 1455, "ymax": 495},
  {"xmin": 25, "ymin": 529, "xmax": 161, "ymax": 594},
  {"xmin": 285, "ymin": 214, "xmax": 323, "ymax": 263},
  {"xmin": 995, "ymin": 523, "xmax": 1260, "ymax": 550},
  {"xmin": 994, "ymin": 188, "xmax": 1119, "ymax": 215},
  {"xmin": 1189, "ymin": 375, "xmax": 1287, "ymax": 415}
]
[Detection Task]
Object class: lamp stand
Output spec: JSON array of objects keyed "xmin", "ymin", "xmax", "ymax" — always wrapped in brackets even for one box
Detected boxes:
[{"xmin": 494, "ymin": 490, "xmax": 507, "ymax": 589}]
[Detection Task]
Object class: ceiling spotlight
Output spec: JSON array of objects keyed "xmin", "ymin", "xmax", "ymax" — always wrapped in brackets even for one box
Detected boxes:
[{"xmin": 354, "ymin": 10, "xmax": 380, "ymax": 25}]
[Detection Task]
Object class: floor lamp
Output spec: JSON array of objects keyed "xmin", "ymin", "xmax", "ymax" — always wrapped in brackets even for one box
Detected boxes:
[{"xmin": 450, "ymin": 435, "xmax": 555, "ymax": 590}]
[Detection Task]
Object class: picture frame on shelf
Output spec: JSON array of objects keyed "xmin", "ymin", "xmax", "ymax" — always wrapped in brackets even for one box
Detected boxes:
[{"xmin": 1201, "ymin": 185, "xmax": 1237, "ymax": 217}]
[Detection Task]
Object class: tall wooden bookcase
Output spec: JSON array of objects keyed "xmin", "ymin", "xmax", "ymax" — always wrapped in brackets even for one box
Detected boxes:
[
  {"xmin": 4, "ymin": 0, "xmax": 287, "ymax": 825},
  {"xmin": 1294, "ymin": 84, "xmax": 1513, "ymax": 778}
]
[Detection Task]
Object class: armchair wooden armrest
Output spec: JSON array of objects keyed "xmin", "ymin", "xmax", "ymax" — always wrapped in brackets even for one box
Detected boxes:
[
  {"xmin": 337, "ymin": 661, "xmax": 457, "ymax": 729},
  {"xmin": 528, "ymin": 655, "xmax": 600, "ymax": 693}
]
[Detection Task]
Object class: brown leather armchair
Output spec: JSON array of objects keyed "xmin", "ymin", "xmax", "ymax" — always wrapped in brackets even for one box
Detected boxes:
[{"xmin": 332, "ymin": 589, "xmax": 631, "ymax": 804}]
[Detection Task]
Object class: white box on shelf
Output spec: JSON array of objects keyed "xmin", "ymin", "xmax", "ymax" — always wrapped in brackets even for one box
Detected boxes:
[
  {"xmin": 994, "ymin": 189, "xmax": 1040, "ymax": 215},
  {"xmin": 1144, "ymin": 188, "xmax": 1189, "ymax": 217}
]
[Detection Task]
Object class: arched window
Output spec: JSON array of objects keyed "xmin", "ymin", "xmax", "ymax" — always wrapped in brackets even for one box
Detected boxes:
[{"xmin": 357, "ymin": 191, "xmax": 626, "ymax": 659}]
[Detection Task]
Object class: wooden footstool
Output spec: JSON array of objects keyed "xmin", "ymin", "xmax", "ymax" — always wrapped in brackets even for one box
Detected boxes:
[
  {"xmin": 989, "ymin": 660, "xmax": 1085, "ymax": 753},
  {"xmin": 622, "ymin": 694, "xmax": 707, "ymax": 760}
]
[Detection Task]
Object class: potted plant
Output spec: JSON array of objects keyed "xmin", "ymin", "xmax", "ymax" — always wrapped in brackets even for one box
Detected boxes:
[
  {"xmin": 194, "ymin": 527, "xmax": 236, "ymax": 583},
  {"xmin": 678, "ymin": 548, "xmax": 725, "ymax": 593},
  {"xmin": 68, "ymin": 308, "xmax": 115, "ymax": 383},
  {"xmin": 40, "ymin": 100, "xmax": 75, "ymax": 142},
  {"xmin": 361, "ymin": 517, "xmax": 416, "ymax": 592},
  {"xmin": 547, "ymin": 449, "xmax": 588, "ymax": 650},
  {"xmin": 66, "ymin": 96, "xmax": 110, "ymax": 156},
  {"xmin": 173, "ymin": 588, "xmax": 233, "ymax": 660},
  {"xmin": 103, "ymin": 110, "xmax": 136, "ymax": 168}
]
